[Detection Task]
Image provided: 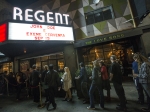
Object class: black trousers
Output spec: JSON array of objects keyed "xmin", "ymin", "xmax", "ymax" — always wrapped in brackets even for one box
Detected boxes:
[
  {"xmin": 16, "ymin": 84, "xmax": 22, "ymax": 99},
  {"xmin": 113, "ymin": 82, "xmax": 126, "ymax": 108},
  {"xmin": 47, "ymin": 87, "xmax": 56, "ymax": 107},
  {"xmin": 32, "ymin": 87, "xmax": 40, "ymax": 102},
  {"xmin": 81, "ymin": 82, "xmax": 89, "ymax": 101}
]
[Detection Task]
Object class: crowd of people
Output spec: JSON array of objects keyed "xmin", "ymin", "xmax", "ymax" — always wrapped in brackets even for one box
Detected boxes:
[{"xmin": 0, "ymin": 53, "xmax": 150, "ymax": 112}]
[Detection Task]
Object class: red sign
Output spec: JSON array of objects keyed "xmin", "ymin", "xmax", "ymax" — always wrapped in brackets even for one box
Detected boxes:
[{"xmin": 0, "ymin": 23, "xmax": 7, "ymax": 42}]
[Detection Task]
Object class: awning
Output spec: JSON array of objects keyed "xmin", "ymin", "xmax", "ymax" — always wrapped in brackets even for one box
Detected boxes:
[{"xmin": 74, "ymin": 28, "xmax": 143, "ymax": 48}]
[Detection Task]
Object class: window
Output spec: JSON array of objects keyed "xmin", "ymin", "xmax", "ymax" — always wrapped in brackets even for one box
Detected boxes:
[{"xmin": 85, "ymin": 6, "xmax": 114, "ymax": 25}]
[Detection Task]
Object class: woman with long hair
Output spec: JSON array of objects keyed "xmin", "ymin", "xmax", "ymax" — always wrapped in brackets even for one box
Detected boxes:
[{"xmin": 62, "ymin": 67, "xmax": 72, "ymax": 102}]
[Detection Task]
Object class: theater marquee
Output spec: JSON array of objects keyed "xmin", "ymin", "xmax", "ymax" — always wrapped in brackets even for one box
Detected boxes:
[{"xmin": 8, "ymin": 22, "xmax": 74, "ymax": 41}]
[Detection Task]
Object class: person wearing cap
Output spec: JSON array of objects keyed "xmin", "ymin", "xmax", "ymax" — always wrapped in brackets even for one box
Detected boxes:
[
  {"xmin": 109, "ymin": 55, "xmax": 127, "ymax": 111},
  {"xmin": 75, "ymin": 62, "xmax": 89, "ymax": 104},
  {"xmin": 44, "ymin": 64, "xmax": 61, "ymax": 110},
  {"xmin": 87, "ymin": 60, "xmax": 104, "ymax": 110}
]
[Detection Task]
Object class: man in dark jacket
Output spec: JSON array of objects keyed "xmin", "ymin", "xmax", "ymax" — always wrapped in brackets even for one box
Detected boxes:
[
  {"xmin": 75, "ymin": 62, "xmax": 89, "ymax": 104},
  {"xmin": 44, "ymin": 64, "xmax": 61, "ymax": 110},
  {"xmin": 30, "ymin": 64, "xmax": 40, "ymax": 103},
  {"xmin": 110, "ymin": 55, "xmax": 127, "ymax": 111}
]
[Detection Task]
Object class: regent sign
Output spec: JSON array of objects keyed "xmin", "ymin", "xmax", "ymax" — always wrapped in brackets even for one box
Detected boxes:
[
  {"xmin": 13, "ymin": 7, "xmax": 69, "ymax": 25},
  {"xmin": 8, "ymin": 22, "xmax": 74, "ymax": 41}
]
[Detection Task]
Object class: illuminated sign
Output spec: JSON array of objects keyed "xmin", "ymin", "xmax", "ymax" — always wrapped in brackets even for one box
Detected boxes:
[
  {"xmin": 13, "ymin": 7, "xmax": 69, "ymax": 25},
  {"xmin": 8, "ymin": 22, "xmax": 74, "ymax": 41},
  {"xmin": 85, "ymin": 34, "xmax": 125, "ymax": 45},
  {"xmin": 0, "ymin": 23, "xmax": 7, "ymax": 42}
]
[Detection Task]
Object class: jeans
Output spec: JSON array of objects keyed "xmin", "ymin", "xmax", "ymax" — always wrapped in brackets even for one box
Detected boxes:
[
  {"xmin": 81, "ymin": 82, "xmax": 89, "ymax": 101},
  {"xmin": 141, "ymin": 83, "xmax": 150, "ymax": 109},
  {"xmin": 113, "ymin": 82, "xmax": 126, "ymax": 108},
  {"xmin": 134, "ymin": 78, "xmax": 144, "ymax": 103},
  {"xmin": 89, "ymin": 84, "xmax": 104, "ymax": 108}
]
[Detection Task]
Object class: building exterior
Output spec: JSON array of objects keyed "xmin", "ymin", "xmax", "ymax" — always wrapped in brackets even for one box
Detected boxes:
[{"xmin": 0, "ymin": 0, "xmax": 149, "ymax": 77}]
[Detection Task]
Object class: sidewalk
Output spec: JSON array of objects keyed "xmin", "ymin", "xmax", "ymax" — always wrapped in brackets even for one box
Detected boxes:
[{"xmin": 0, "ymin": 81, "xmax": 148, "ymax": 112}]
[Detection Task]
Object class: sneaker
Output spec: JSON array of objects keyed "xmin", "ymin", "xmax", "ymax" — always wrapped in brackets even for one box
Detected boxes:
[
  {"xmin": 99, "ymin": 104, "xmax": 104, "ymax": 109},
  {"xmin": 141, "ymin": 107, "xmax": 150, "ymax": 112},
  {"xmin": 87, "ymin": 106, "xmax": 95, "ymax": 110}
]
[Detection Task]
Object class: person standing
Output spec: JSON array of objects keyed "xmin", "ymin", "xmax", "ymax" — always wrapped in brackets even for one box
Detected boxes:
[
  {"xmin": 87, "ymin": 60, "xmax": 104, "ymax": 110},
  {"xmin": 109, "ymin": 55, "xmax": 127, "ymax": 111},
  {"xmin": 16, "ymin": 73, "xmax": 23, "ymax": 101},
  {"xmin": 41, "ymin": 65, "xmax": 49, "ymax": 103},
  {"xmin": 62, "ymin": 67, "xmax": 72, "ymax": 102},
  {"xmin": 75, "ymin": 62, "xmax": 89, "ymax": 104},
  {"xmin": 30, "ymin": 64, "xmax": 40, "ymax": 103},
  {"xmin": 44, "ymin": 64, "xmax": 61, "ymax": 110},
  {"xmin": 99, "ymin": 61, "xmax": 111, "ymax": 102},
  {"xmin": 137, "ymin": 54, "xmax": 150, "ymax": 112},
  {"xmin": 132, "ymin": 54, "xmax": 145, "ymax": 104}
]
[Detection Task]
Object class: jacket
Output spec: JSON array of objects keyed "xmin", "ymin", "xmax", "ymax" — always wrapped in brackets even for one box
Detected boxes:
[
  {"xmin": 62, "ymin": 72, "xmax": 72, "ymax": 91},
  {"xmin": 30, "ymin": 70, "xmax": 40, "ymax": 86},
  {"xmin": 92, "ymin": 67, "xmax": 102, "ymax": 86},
  {"xmin": 44, "ymin": 70, "xmax": 61, "ymax": 87},
  {"xmin": 100, "ymin": 66, "xmax": 109, "ymax": 80}
]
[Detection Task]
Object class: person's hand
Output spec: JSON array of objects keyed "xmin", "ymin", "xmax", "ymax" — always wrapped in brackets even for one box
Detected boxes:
[
  {"xmin": 75, "ymin": 77, "xmax": 79, "ymax": 79},
  {"xmin": 89, "ymin": 76, "xmax": 92, "ymax": 80},
  {"xmin": 58, "ymin": 87, "xmax": 61, "ymax": 91}
]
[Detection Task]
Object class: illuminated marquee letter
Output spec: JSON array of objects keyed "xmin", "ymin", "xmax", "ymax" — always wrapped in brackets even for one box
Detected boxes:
[
  {"xmin": 63, "ymin": 14, "xmax": 69, "ymax": 25},
  {"xmin": 47, "ymin": 12, "xmax": 54, "ymax": 23},
  {"xmin": 25, "ymin": 9, "xmax": 33, "ymax": 21},
  {"xmin": 34, "ymin": 10, "xmax": 45, "ymax": 22},
  {"xmin": 13, "ymin": 7, "xmax": 23, "ymax": 20},
  {"xmin": 55, "ymin": 13, "xmax": 63, "ymax": 24}
]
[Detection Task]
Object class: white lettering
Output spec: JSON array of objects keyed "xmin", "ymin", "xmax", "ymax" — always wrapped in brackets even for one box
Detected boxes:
[
  {"xmin": 34, "ymin": 10, "xmax": 45, "ymax": 22},
  {"xmin": 47, "ymin": 12, "xmax": 54, "ymax": 23},
  {"xmin": 55, "ymin": 13, "xmax": 63, "ymax": 24},
  {"xmin": 25, "ymin": 9, "xmax": 33, "ymax": 21},
  {"xmin": 13, "ymin": 7, "xmax": 23, "ymax": 20},
  {"xmin": 63, "ymin": 14, "xmax": 69, "ymax": 25}
]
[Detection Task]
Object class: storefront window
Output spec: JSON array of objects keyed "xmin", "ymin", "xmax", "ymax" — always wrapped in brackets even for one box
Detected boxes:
[
  {"xmin": 1, "ymin": 62, "xmax": 13, "ymax": 74},
  {"xmin": 82, "ymin": 42, "xmax": 134, "ymax": 66}
]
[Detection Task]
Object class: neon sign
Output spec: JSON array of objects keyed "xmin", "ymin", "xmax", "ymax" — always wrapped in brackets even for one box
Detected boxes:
[{"xmin": 13, "ymin": 7, "xmax": 69, "ymax": 25}]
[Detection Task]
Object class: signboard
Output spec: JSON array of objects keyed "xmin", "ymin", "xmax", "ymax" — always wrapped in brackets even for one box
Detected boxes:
[
  {"xmin": 8, "ymin": 22, "xmax": 74, "ymax": 41},
  {"xmin": 0, "ymin": 23, "xmax": 7, "ymax": 42},
  {"xmin": 13, "ymin": 7, "xmax": 69, "ymax": 25}
]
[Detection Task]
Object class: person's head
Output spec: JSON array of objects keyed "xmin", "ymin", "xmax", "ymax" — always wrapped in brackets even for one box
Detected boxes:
[
  {"xmin": 79, "ymin": 62, "xmax": 84, "ymax": 68},
  {"xmin": 49, "ymin": 64, "xmax": 54, "ymax": 70},
  {"xmin": 44, "ymin": 65, "xmax": 49, "ymax": 71},
  {"xmin": 64, "ymin": 67, "xmax": 70, "ymax": 73},
  {"xmin": 29, "ymin": 68, "xmax": 33, "ymax": 72},
  {"xmin": 32, "ymin": 64, "xmax": 36, "ymax": 70},
  {"xmin": 133, "ymin": 53, "xmax": 139, "ymax": 61},
  {"xmin": 99, "ymin": 61, "xmax": 104, "ymax": 67},
  {"xmin": 92, "ymin": 60, "xmax": 99, "ymax": 67},
  {"xmin": 110, "ymin": 55, "xmax": 116, "ymax": 63}
]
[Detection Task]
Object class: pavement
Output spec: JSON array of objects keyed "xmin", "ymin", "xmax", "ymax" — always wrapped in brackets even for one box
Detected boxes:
[{"xmin": 0, "ymin": 80, "xmax": 148, "ymax": 112}]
